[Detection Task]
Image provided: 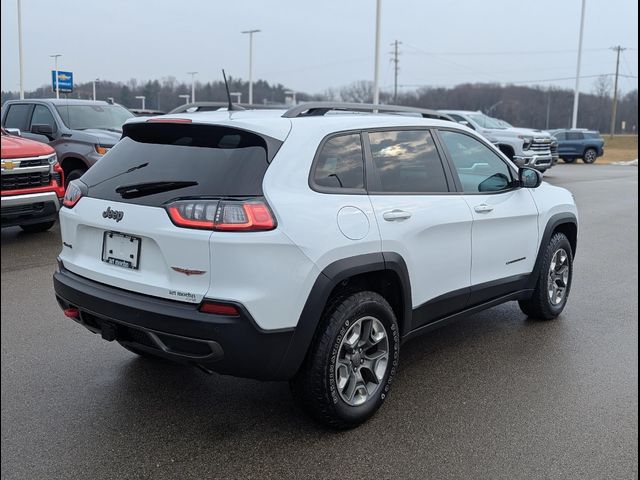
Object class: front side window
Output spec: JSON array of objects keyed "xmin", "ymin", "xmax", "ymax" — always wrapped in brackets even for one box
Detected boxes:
[
  {"xmin": 368, "ymin": 129, "xmax": 449, "ymax": 193},
  {"xmin": 554, "ymin": 132, "xmax": 566, "ymax": 141},
  {"xmin": 440, "ymin": 130, "xmax": 514, "ymax": 193},
  {"xmin": 30, "ymin": 105, "xmax": 57, "ymax": 132},
  {"xmin": 312, "ymin": 133, "xmax": 365, "ymax": 190}
]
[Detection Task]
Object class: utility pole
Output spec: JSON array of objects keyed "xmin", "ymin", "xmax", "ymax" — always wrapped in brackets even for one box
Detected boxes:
[
  {"xmin": 17, "ymin": 0, "xmax": 24, "ymax": 99},
  {"xmin": 390, "ymin": 40, "xmax": 401, "ymax": 104},
  {"xmin": 545, "ymin": 87, "xmax": 552, "ymax": 130},
  {"xmin": 373, "ymin": 0, "xmax": 381, "ymax": 105},
  {"xmin": 609, "ymin": 45, "xmax": 626, "ymax": 138},
  {"xmin": 242, "ymin": 29, "xmax": 260, "ymax": 105},
  {"xmin": 571, "ymin": 0, "xmax": 586, "ymax": 128},
  {"xmin": 187, "ymin": 72, "xmax": 198, "ymax": 103}
]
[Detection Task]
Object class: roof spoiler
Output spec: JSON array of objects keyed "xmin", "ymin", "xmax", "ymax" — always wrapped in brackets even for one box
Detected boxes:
[{"xmin": 281, "ymin": 102, "xmax": 454, "ymax": 121}]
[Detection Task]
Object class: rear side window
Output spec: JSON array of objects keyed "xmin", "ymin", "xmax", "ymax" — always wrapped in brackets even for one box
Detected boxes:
[
  {"xmin": 584, "ymin": 132, "xmax": 601, "ymax": 139},
  {"xmin": 312, "ymin": 133, "xmax": 365, "ymax": 191},
  {"xmin": 566, "ymin": 132, "xmax": 584, "ymax": 140},
  {"xmin": 80, "ymin": 123, "xmax": 281, "ymax": 206},
  {"xmin": 368, "ymin": 129, "xmax": 449, "ymax": 193},
  {"xmin": 4, "ymin": 104, "xmax": 32, "ymax": 131}
]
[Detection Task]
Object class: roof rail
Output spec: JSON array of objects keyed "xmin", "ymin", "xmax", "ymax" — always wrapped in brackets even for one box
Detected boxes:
[{"xmin": 281, "ymin": 102, "xmax": 454, "ymax": 121}]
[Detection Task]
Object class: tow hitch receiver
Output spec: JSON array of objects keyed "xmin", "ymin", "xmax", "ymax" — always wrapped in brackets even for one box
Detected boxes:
[{"xmin": 101, "ymin": 322, "xmax": 117, "ymax": 341}]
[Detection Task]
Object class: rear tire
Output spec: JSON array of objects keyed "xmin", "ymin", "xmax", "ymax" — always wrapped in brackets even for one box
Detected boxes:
[
  {"xmin": 582, "ymin": 148, "xmax": 597, "ymax": 164},
  {"xmin": 290, "ymin": 291, "xmax": 400, "ymax": 429},
  {"xmin": 518, "ymin": 232, "xmax": 573, "ymax": 320},
  {"xmin": 19, "ymin": 221, "xmax": 55, "ymax": 233}
]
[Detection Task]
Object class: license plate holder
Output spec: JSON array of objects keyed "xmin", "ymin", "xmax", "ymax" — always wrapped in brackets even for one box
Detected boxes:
[{"xmin": 102, "ymin": 231, "xmax": 141, "ymax": 270}]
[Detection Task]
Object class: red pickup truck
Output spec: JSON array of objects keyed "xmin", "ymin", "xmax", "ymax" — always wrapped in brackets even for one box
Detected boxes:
[{"xmin": 1, "ymin": 128, "xmax": 65, "ymax": 232}]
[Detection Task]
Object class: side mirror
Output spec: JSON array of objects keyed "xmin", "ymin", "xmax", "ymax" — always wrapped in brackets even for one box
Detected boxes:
[
  {"xmin": 31, "ymin": 123, "xmax": 54, "ymax": 136},
  {"xmin": 519, "ymin": 167, "xmax": 543, "ymax": 188},
  {"xmin": 5, "ymin": 128, "xmax": 21, "ymax": 136}
]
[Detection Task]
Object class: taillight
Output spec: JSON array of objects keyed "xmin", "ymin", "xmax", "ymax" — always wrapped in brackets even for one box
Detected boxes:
[
  {"xmin": 63, "ymin": 181, "xmax": 84, "ymax": 208},
  {"xmin": 166, "ymin": 199, "xmax": 276, "ymax": 231}
]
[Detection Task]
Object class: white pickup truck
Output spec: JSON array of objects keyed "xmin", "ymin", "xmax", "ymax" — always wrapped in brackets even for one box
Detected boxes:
[{"xmin": 441, "ymin": 110, "xmax": 556, "ymax": 173}]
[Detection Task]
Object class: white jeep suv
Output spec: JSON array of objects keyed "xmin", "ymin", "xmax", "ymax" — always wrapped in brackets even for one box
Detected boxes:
[{"xmin": 53, "ymin": 102, "xmax": 578, "ymax": 429}]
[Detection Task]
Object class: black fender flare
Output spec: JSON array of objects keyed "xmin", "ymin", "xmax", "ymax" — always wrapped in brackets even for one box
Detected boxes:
[
  {"xmin": 275, "ymin": 252, "xmax": 411, "ymax": 379},
  {"xmin": 526, "ymin": 213, "xmax": 578, "ymax": 290}
]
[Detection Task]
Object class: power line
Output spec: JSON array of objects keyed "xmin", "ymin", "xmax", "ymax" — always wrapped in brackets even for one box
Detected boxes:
[{"xmin": 403, "ymin": 46, "xmax": 611, "ymax": 56}]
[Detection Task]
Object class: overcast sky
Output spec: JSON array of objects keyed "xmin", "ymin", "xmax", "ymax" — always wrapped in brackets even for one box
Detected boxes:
[{"xmin": 1, "ymin": 0, "xmax": 637, "ymax": 95}]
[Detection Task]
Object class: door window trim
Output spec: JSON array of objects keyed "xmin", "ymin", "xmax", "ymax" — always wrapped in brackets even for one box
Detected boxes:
[
  {"xmin": 29, "ymin": 104, "xmax": 58, "ymax": 134},
  {"xmin": 434, "ymin": 127, "xmax": 520, "ymax": 195},
  {"xmin": 363, "ymin": 126, "xmax": 456, "ymax": 195}
]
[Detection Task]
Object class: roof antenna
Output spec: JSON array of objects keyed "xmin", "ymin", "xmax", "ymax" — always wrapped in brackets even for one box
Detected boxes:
[{"xmin": 222, "ymin": 69, "xmax": 244, "ymax": 111}]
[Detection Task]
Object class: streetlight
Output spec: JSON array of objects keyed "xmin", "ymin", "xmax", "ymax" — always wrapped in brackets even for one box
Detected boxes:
[
  {"xmin": 178, "ymin": 94, "xmax": 190, "ymax": 104},
  {"xmin": 17, "ymin": 0, "xmax": 24, "ymax": 99},
  {"xmin": 135, "ymin": 95, "xmax": 146, "ymax": 110},
  {"xmin": 571, "ymin": 0, "xmax": 586, "ymax": 128},
  {"xmin": 373, "ymin": 0, "xmax": 381, "ymax": 105},
  {"xmin": 92, "ymin": 78, "xmax": 99, "ymax": 101},
  {"xmin": 187, "ymin": 72, "xmax": 198, "ymax": 103},
  {"xmin": 50, "ymin": 54, "xmax": 62, "ymax": 100},
  {"xmin": 241, "ymin": 29, "xmax": 261, "ymax": 104},
  {"xmin": 230, "ymin": 92, "xmax": 242, "ymax": 104}
]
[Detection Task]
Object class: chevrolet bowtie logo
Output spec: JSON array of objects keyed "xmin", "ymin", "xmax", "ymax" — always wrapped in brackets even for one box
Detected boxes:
[{"xmin": 2, "ymin": 161, "xmax": 15, "ymax": 170}]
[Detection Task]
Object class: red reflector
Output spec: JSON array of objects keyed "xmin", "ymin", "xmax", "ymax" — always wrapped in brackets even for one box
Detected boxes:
[
  {"xmin": 63, "ymin": 307, "xmax": 80, "ymax": 319},
  {"xmin": 146, "ymin": 117, "xmax": 192, "ymax": 123},
  {"xmin": 199, "ymin": 302, "xmax": 239, "ymax": 316}
]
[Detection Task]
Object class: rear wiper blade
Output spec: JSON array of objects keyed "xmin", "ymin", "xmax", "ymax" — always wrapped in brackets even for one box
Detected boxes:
[{"xmin": 115, "ymin": 181, "xmax": 198, "ymax": 199}]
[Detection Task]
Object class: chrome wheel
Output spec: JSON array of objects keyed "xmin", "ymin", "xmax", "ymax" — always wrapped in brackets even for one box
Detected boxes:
[
  {"xmin": 583, "ymin": 149, "xmax": 597, "ymax": 163},
  {"xmin": 547, "ymin": 248, "xmax": 570, "ymax": 305},
  {"xmin": 334, "ymin": 316, "xmax": 389, "ymax": 407}
]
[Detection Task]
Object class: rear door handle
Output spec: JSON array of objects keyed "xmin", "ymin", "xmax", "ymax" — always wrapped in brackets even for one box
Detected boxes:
[
  {"xmin": 383, "ymin": 209, "xmax": 412, "ymax": 221},
  {"xmin": 474, "ymin": 204, "xmax": 494, "ymax": 214}
]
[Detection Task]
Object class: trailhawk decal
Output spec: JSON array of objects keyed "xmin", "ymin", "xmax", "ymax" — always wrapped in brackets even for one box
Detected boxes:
[{"xmin": 168, "ymin": 290, "xmax": 197, "ymax": 301}]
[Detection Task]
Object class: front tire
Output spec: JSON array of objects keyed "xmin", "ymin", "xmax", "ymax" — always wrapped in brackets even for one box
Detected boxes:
[
  {"xmin": 519, "ymin": 232, "xmax": 573, "ymax": 320},
  {"xmin": 65, "ymin": 169, "xmax": 86, "ymax": 187},
  {"xmin": 19, "ymin": 221, "xmax": 55, "ymax": 233},
  {"xmin": 582, "ymin": 148, "xmax": 597, "ymax": 164},
  {"xmin": 291, "ymin": 291, "xmax": 400, "ymax": 429}
]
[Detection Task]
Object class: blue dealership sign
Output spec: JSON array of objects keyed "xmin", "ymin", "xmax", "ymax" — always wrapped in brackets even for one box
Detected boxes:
[{"xmin": 51, "ymin": 71, "xmax": 73, "ymax": 93}]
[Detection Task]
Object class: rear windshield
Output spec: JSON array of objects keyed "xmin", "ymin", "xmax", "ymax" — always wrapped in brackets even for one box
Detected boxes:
[{"xmin": 81, "ymin": 123, "xmax": 280, "ymax": 206}]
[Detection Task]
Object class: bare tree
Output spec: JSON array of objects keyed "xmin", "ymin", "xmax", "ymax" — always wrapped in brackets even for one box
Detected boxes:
[{"xmin": 593, "ymin": 75, "xmax": 612, "ymax": 98}]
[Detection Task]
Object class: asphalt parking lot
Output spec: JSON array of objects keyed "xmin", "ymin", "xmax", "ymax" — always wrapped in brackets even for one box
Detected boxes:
[{"xmin": 1, "ymin": 164, "xmax": 637, "ymax": 480}]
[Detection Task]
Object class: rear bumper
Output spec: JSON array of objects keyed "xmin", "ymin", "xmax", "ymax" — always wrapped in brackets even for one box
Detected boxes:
[
  {"xmin": 53, "ymin": 265, "xmax": 295, "ymax": 380},
  {"xmin": 1, "ymin": 191, "xmax": 60, "ymax": 226}
]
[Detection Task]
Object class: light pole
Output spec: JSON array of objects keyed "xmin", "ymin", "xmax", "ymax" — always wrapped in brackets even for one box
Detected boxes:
[
  {"xmin": 284, "ymin": 90, "xmax": 297, "ymax": 105},
  {"xmin": 242, "ymin": 29, "xmax": 261, "ymax": 105},
  {"xmin": 179, "ymin": 94, "xmax": 190, "ymax": 105},
  {"xmin": 230, "ymin": 92, "xmax": 242, "ymax": 104},
  {"xmin": 50, "ymin": 54, "xmax": 62, "ymax": 99},
  {"xmin": 17, "ymin": 0, "xmax": 24, "ymax": 99},
  {"xmin": 571, "ymin": 0, "xmax": 586, "ymax": 128},
  {"xmin": 187, "ymin": 72, "xmax": 198, "ymax": 103},
  {"xmin": 373, "ymin": 0, "xmax": 381, "ymax": 105},
  {"xmin": 135, "ymin": 95, "xmax": 146, "ymax": 110},
  {"xmin": 92, "ymin": 78, "xmax": 99, "ymax": 101}
]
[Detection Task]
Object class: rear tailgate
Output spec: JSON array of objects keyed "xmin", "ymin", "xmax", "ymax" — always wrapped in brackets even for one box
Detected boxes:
[
  {"xmin": 58, "ymin": 121, "xmax": 281, "ymax": 304},
  {"xmin": 59, "ymin": 197, "xmax": 212, "ymax": 303}
]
